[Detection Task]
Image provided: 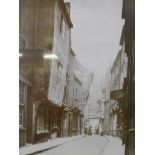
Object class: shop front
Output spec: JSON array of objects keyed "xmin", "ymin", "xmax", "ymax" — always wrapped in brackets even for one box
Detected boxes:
[
  {"xmin": 62, "ymin": 111, "xmax": 70, "ymax": 137},
  {"xmin": 33, "ymin": 104, "xmax": 63, "ymax": 143},
  {"xmin": 110, "ymin": 88, "xmax": 126, "ymax": 139},
  {"xmin": 19, "ymin": 75, "xmax": 33, "ymax": 147},
  {"xmin": 70, "ymin": 107, "xmax": 81, "ymax": 136}
]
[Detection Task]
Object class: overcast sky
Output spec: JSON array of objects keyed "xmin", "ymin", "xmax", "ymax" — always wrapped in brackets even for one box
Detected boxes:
[{"xmin": 65, "ymin": 0, "xmax": 124, "ymax": 78}]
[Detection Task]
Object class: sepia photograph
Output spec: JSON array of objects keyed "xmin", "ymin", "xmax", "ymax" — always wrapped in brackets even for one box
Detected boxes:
[{"xmin": 19, "ymin": 0, "xmax": 135, "ymax": 155}]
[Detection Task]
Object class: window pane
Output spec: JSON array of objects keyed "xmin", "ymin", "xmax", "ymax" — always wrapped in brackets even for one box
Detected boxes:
[{"xmin": 19, "ymin": 106, "xmax": 24, "ymax": 125}]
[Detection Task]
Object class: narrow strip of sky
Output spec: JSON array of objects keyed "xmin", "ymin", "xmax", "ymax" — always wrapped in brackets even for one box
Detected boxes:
[{"xmin": 65, "ymin": 0, "xmax": 124, "ymax": 78}]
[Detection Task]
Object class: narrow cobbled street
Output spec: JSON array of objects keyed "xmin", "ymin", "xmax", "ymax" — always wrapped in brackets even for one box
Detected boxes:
[{"xmin": 36, "ymin": 135, "xmax": 124, "ymax": 155}]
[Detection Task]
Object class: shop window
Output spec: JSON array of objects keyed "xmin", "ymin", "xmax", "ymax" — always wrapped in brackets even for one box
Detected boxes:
[
  {"xmin": 45, "ymin": 110, "xmax": 49, "ymax": 131},
  {"xmin": 37, "ymin": 111, "xmax": 44, "ymax": 133},
  {"xmin": 37, "ymin": 108, "xmax": 50, "ymax": 133},
  {"xmin": 53, "ymin": 112, "xmax": 58, "ymax": 128},
  {"xmin": 72, "ymin": 115, "xmax": 77, "ymax": 131},
  {"xmin": 64, "ymin": 113, "xmax": 67, "ymax": 129}
]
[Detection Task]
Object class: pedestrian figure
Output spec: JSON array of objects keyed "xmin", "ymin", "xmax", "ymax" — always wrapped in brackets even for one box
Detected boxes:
[
  {"xmin": 88, "ymin": 126, "xmax": 92, "ymax": 135},
  {"xmin": 84, "ymin": 127, "xmax": 87, "ymax": 135}
]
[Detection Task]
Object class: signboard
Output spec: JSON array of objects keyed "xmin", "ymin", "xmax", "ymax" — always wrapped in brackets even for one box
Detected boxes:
[{"xmin": 110, "ymin": 89, "xmax": 124, "ymax": 100}]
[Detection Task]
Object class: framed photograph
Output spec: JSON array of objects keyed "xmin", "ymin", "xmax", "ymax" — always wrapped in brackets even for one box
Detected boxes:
[{"xmin": 19, "ymin": 0, "xmax": 135, "ymax": 155}]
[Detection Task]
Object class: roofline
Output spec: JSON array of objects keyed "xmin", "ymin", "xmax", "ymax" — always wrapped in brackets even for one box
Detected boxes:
[
  {"xmin": 58, "ymin": 0, "xmax": 73, "ymax": 28},
  {"xmin": 110, "ymin": 49, "xmax": 122, "ymax": 73},
  {"xmin": 119, "ymin": 25, "xmax": 125, "ymax": 46}
]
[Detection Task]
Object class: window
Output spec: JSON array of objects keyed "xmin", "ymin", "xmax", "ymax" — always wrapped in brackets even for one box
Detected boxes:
[
  {"xmin": 37, "ymin": 108, "xmax": 49, "ymax": 133},
  {"xmin": 19, "ymin": 81, "xmax": 25, "ymax": 105},
  {"xmin": 60, "ymin": 14, "xmax": 66, "ymax": 40},
  {"xmin": 56, "ymin": 60, "xmax": 63, "ymax": 85},
  {"xmin": 19, "ymin": 106, "xmax": 24, "ymax": 125},
  {"xmin": 19, "ymin": 81, "xmax": 25, "ymax": 126},
  {"xmin": 72, "ymin": 114, "xmax": 77, "ymax": 129}
]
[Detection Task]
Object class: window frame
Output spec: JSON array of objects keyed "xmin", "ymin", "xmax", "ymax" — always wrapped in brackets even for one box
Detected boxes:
[
  {"xmin": 19, "ymin": 81, "xmax": 26, "ymax": 126},
  {"xmin": 60, "ymin": 14, "xmax": 66, "ymax": 40}
]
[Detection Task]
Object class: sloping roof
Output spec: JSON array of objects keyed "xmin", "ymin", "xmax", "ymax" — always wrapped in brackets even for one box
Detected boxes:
[
  {"xmin": 110, "ymin": 49, "xmax": 122, "ymax": 73},
  {"xmin": 120, "ymin": 25, "xmax": 125, "ymax": 46},
  {"xmin": 58, "ymin": 0, "xmax": 73, "ymax": 28}
]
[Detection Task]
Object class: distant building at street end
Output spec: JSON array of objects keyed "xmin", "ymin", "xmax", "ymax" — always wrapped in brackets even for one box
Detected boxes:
[{"xmin": 101, "ymin": 65, "xmax": 112, "ymax": 135}]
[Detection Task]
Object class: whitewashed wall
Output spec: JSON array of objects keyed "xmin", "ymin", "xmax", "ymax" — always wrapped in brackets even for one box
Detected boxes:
[{"xmin": 48, "ymin": 0, "xmax": 71, "ymax": 105}]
